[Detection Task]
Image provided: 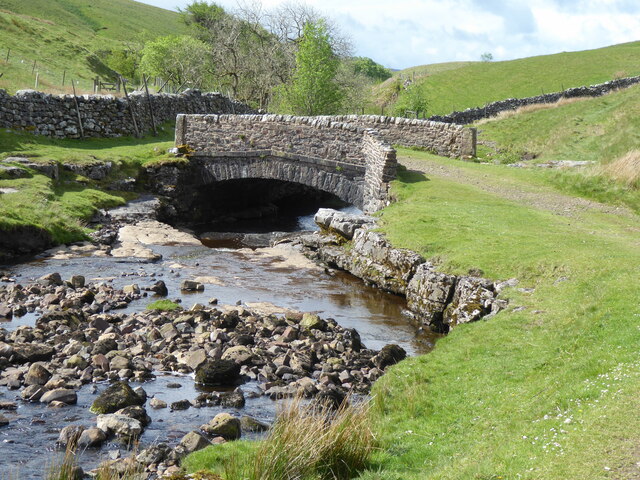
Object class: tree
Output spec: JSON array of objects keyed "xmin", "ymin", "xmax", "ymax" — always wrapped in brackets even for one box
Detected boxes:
[
  {"xmin": 279, "ymin": 20, "xmax": 344, "ymax": 115},
  {"xmin": 481, "ymin": 52, "xmax": 494, "ymax": 62},
  {"xmin": 351, "ymin": 57, "xmax": 392, "ymax": 82},
  {"xmin": 140, "ymin": 35, "xmax": 210, "ymax": 89}
]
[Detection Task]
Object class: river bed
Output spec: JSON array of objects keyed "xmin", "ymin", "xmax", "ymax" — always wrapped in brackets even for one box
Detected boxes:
[{"xmin": 0, "ymin": 212, "xmax": 436, "ymax": 477}]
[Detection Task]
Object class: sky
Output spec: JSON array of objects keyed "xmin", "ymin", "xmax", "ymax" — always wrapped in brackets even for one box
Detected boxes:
[{"xmin": 136, "ymin": 0, "xmax": 640, "ymax": 70}]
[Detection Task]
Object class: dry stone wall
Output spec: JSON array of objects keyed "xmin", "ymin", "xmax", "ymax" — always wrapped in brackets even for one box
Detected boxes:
[
  {"xmin": 430, "ymin": 75, "xmax": 640, "ymax": 125},
  {"xmin": 0, "ymin": 89, "xmax": 254, "ymax": 138},
  {"xmin": 175, "ymin": 114, "xmax": 397, "ymax": 212}
]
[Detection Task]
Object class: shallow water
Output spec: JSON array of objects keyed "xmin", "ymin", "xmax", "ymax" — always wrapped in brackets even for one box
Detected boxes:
[{"xmin": 0, "ymin": 210, "xmax": 436, "ymax": 476}]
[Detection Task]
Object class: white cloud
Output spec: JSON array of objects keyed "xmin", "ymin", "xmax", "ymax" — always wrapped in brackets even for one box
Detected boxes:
[{"xmin": 137, "ymin": 0, "xmax": 640, "ymax": 68}]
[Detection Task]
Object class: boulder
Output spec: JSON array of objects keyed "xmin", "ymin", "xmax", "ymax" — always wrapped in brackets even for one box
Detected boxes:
[
  {"xmin": 195, "ymin": 359, "xmax": 241, "ymax": 386},
  {"xmin": 147, "ymin": 280, "xmax": 168, "ymax": 296},
  {"xmin": 300, "ymin": 313, "xmax": 327, "ymax": 331},
  {"xmin": 181, "ymin": 280, "xmax": 204, "ymax": 292},
  {"xmin": 371, "ymin": 344, "xmax": 407, "ymax": 370},
  {"xmin": 69, "ymin": 275, "xmax": 85, "ymax": 289},
  {"xmin": 24, "ymin": 363, "xmax": 52, "ymax": 386},
  {"xmin": 40, "ymin": 388, "xmax": 78, "ymax": 405},
  {"xmin": 443, "ymin": 277, "xmax": 495, "ymax": 328},
  {"xmin": 150, "ymin": 397, "xmax": 167, "ymax": 409},
  {"xmin": 78, "ymin": 427, "xmax": 108, "ymax": 448},
  {"xmin": 96, "ymin": 414, "xmax": 142, "ymax": 439},
  {"xmin": 221, "ymin": 346, "xmax": 254, "ymax": 365},
  {"xmin": 37, "ymin": 272, "xmax": 63, "ymax": 286},
  {"xmin": 201, "ymin": 413, "xmax": 241, "ymax": 440},
  {"xmin": 21, "ymin": 384, "xmax": 46, "ymax": 402},
  {"xmin": 90, "ymin": 381, "xmax": 145, "ymax": 414},
  {"xmin": 0, "ymin": 414, "xmax": 8, "ymax": 427},
  {"xmin": 406, "ymin": 264, "xmax": 457, "ymax": 327},
  {"xmin": 240, "ymin": 415, "xmax": 269, "ymax": 433},
  {"xmin": 115, "ymin": 406, "xmax": 151, "ymax": 426},
  {"xmin": 11, "ymin": 343, "xmax": 55, "ymax": 363},
  {"xmin": 57, "ymin": 425, "xmax": 85, "ymax": 446},
  {"xmin": 179, "ymin": 430, "xmax": 212, "ymax": 454}
]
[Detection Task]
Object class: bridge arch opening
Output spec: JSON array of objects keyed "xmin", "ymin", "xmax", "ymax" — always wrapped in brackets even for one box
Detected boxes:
[{"xmin": 167, "ymin": 177, "xmax": 353, "ymax": 236}]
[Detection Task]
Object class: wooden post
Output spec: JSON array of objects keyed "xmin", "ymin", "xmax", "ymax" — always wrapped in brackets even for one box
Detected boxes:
[
  {"xmin": 5, "ymin": 48, "xmax": 9, "ymax": 63},
  {"xmin": 34, "ymin": 72, "xmax": 39, "ymax": 89},
  {"xmin": 31, "ymin": 60, "xmax": 37, "ymax": 74},
  {"xmin": 142, "ymin": 74, "xmax": 157, "ymax": 137},
  {"xmin": 157, "ymin": 78, "xmax": 170, "ymax": 93},
  {"xmin": 121, "ymin": 76, "xmax": 140, "ymax": 138},
  {"xmin": 62, "ymin": 70, "xmax": 66, "ymax": 86},
  {"xmin": 71, "ymin": 81, "xmax": 85, "ymax": 139}
]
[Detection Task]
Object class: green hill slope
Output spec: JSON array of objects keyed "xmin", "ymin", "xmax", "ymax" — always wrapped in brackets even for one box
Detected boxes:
[
  {"xmin": 378, "ymin": 41, "xmax": 640, "ymax": 116},
  {"xmin": 0, "ymin": 0, "xmax": 185, "ymax": 94}
]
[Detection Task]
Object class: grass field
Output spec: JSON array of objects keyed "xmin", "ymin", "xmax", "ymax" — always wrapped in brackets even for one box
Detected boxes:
[
  {"xmin": 375, "ymin": 41, "xmax": 640, "ymax": 116},
  {"xmin": 0, "ymin": 125, "xmax": 174, "ymax": 243},
  {"xmin": 0, "ymin": 0, "xmax": 184, "ymax": 94},
  {"xmin": 361, "ymin": 150, "xmax": 640, "ymax": 479}
]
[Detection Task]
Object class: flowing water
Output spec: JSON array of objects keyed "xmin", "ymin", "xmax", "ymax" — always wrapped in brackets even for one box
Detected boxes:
[{"xmin": 0, "ymin": 210, "xmax": 436, "ymax": 477}]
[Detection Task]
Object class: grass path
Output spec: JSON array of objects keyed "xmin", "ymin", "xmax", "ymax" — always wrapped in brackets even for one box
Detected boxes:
[{"xmin": 399, "ymin": 152, "xmax": 635, "ymax": 219}]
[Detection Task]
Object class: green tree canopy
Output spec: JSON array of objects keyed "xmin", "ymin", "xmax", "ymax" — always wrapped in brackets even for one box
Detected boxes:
[
  {"xmin": 351, "ymin": 57, "xmax": 392, "ymax": 82},
  {"xmin": 279, "ymin": 20, "xmax": 344, "ymax": 115},
  {"xmin": 140, "ymin": 35, "xmax": 210, "ymax": 88}
]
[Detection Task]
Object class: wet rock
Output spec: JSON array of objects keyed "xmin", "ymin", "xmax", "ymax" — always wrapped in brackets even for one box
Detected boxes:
[
  {"xmin": 66, "ymin": 355, "xmax": 88, "ymax": 369},
  {"xmin": 300, "ymin": 313, "xmax": 327, "ymax": 331},
  {"xmin": 24, "ymin": 363, "xmax": 52, "ymax": 386},
  {"xmin": 179, "ymin": 430, "xmax": 212, "ymax": 454},
  {"xmin": 40, "ymin": 388, "xmax": 78, "ymax": 405},
  {"xmin": 181, "ymin": 280, "xmax": 204, "ymax": 292},
  {"xmin": 0, "ymin": 305, "xmax": 12, "ymax": 319},
  {"xmin": 109, "ymin": 356, "xmax": 131, "ymax": 371},
  {"xmin": 150, "ymin": 397, "xmax": 167, "ymax": 409},
  {"xmin": 116, "ymin": 406, "xmax": 151, "ymax": 426},
  {"xmin": 90, "ymin": 381, "xmax": 145, "ymax": 414},
  {"xmin": 96, "ymin": 414, "xmax": 142, "ymax": 439},
  {"xmin": 147, "ymin": 280, "xmax": 168, "ymax": 296},
  {"xmin": 220, "ymin": 389, "xmax": 245, "ymax": 408},
  {"xmin": 0, "ymin": 401, "xmax": 18, "ymax": 410},
  {"xmin": 371, "ymin": 344, "xmax": 407, "ymax": 370},
  {"xmin": 195, "ymin": 359, "xmax": 241, "ymax": 386},
  {"xmin": 136, "ymin": 443, "xmax": 171, "ymax": 466},
  {"xmin": 11, "ymin": 343, "xmax": 55, "ymax": 363},
  {"xmin": 170, "ymin": 399, "xmax": 191, "ymax": 411},
  {"xmin": 314, "ymin": 208, "xmax": 376, "ymax": 240},
  {"xmin": 182, "ymin": 349, "xmax": 207, "ymax": 370},
  {"xmin": 240, "ymin": 415, "xmax": 269, "ymax": 432},
  {"xmin": 221, "ymin": 346, "xmax": 253, "ymax": 365},
  {"xmin": 69, "ymin": 275, "xmax": 85, "ymax": 289},
  {"xmin": 57, "ymin": 425, "xmax": 85, "ymax": 446},
  {"xmin": 37, "ymin": 272, "xmax": 63, "ymax": 286},
  {"xmin": 21, "ymin": 384, "xmax": 46, "ymax": 402},
  {"xmin": 201, "ymin": 413, "xmax": 241, "ymax": 440},
  {"xmin": 78, "ymin": 427, "xmax": 107, "ymax": 448},
  {"xmin": 122, "ymin": 284, "xmax": 140, "ymax": 295},
  {"xmin": 0, "ymin": 414, "xmax": 9, "ymax": 427}
]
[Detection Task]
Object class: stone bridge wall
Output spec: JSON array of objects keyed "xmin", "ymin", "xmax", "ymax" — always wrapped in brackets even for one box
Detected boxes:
[
  {"xmin": 175, "ymin": 114, "xmax": 397, "ymax": 212},
  {"xmin": 318, "ymin": 115, "xmax": 476, "ymax": 157},
  {"xmin": 0, "ymin": 89, "xmax": 254, "ymax": 138}
]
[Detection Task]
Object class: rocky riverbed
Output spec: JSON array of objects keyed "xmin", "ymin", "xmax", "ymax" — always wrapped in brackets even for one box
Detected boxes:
[
  {"xmin": 0, "ymin": 202, "xmax": 432, "ymax": 478},
  {"xmin": 0, "ymin": 272, "xmax": 404, "ymax": 477}
]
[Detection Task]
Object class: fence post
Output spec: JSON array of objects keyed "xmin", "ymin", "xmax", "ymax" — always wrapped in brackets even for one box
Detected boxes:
[
  {"xmin": 121, "ymin": 76, "xmax": 140, "ymax": 138},
  {"xmin": 31, "ymin": 60, "xmax": 37, "ymax": 74},
  {"xmin": 71, "ymin": 81, "xmax": 85, "ymax": 139},
  {"xmin": 35, "ymin": 72, "xmax": 39, "ymax": 90},
  {"xmin": 5, "ymin": 48, "xmax": 9, "ymax": 63},
  {"xmin": 62, "ymin": 70, "xmax": 66, "ymax": 86},
  {"xmin": 142, "ymin": 74, "xmax": 157, "ymax": 137}
]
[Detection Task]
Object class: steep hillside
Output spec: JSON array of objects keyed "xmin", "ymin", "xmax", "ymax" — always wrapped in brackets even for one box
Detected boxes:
[
  {"xmin": 376, "ymin": 41, "xmax": 640, "ymax": 116},
  {"xmin": 0, "ymin": 0, "xmax": 185, "ymax": 94}
]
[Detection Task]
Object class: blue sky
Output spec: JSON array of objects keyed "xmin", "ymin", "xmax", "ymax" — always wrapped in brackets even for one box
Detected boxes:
[{"xmin": 136, "ymin": 0, "xmax": 640, "ymax": 69}]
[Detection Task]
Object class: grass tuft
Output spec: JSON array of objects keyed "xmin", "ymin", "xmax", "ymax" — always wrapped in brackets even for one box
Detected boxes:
[
  {"xmin": 184, "ymin": 396, "xmax": 375, "ymax": 480},
  {"xmin": 146, "ymin": 299, "xmax": 181, "ymax": 312},
  {"xmin": 601, "ymin": 150, "xmax": 640, "ymax": 188}
]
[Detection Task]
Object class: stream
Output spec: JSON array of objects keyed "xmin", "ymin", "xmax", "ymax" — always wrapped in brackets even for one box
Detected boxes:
[{"xmin": 0, "ymin": 210, "xmax": 436, "ymax": 478}]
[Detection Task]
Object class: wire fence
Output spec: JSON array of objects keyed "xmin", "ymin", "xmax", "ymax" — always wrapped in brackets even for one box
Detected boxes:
[{"xmin": 0, "ymin": 47, "xmax": 179, "ymax": 96}]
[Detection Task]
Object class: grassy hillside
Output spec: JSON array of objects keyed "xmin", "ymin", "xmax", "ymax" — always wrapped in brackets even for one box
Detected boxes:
[
  {"xmin": 0, "ymin": 0, "xmax": 185, "ymax": 94},
  {"xmin": 376, "ymin": 41, "xmax": 640, "ymax": 116},
  {"xmin": 474, "ymin": 83, "xmax": 640, "ymax": 211}
]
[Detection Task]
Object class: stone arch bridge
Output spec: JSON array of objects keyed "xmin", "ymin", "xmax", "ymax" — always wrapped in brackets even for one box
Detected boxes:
[{"xmin": 148, "ymin": 114, "xmax": 476, "ymax": 215}]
